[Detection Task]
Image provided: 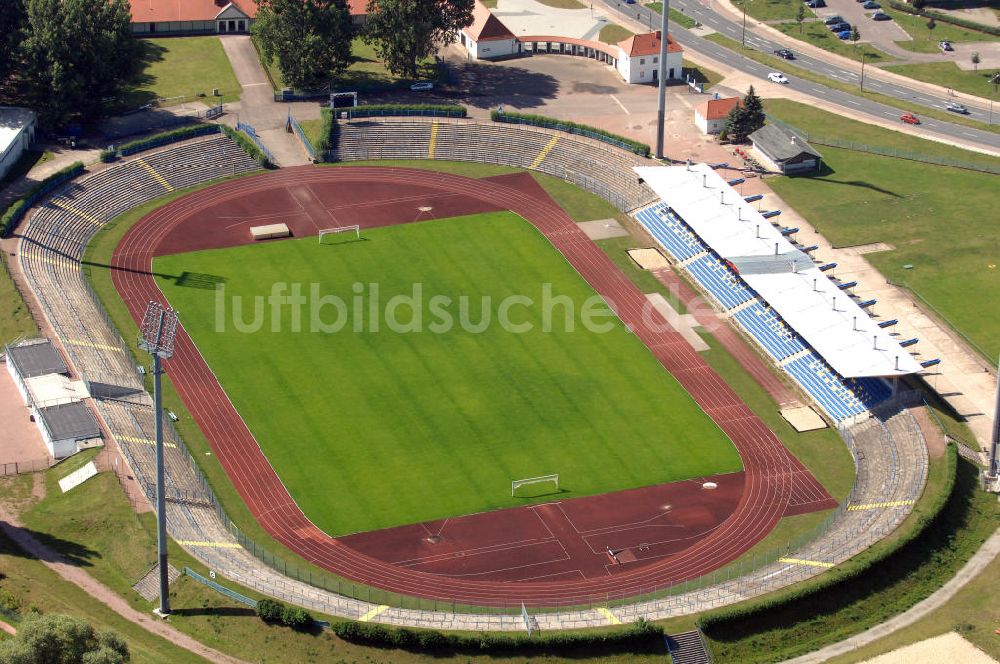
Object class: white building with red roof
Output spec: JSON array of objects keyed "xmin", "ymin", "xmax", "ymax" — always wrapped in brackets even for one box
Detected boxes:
[
  {"xmin": 694, "ymin": 96, "xmax": 741, "ymax": 135},
  {"xmin": 130, "ymin": 0, "xmax": 259, "ymax": 35},
  {"xmin": 458, "ymin": 0, "xmax": 521, "ymax": 60},
  {"xmin": 615, "ymin": 30, "xmax": 683, "ymax": 84}
]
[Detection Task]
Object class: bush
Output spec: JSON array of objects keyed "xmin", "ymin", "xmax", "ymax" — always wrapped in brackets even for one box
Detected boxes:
[
  {"xmin": 220, "ymin": 125, "xmax": 274, "ymax": 168},
  {"xmin": 99, "ymin": 149, "xmax": 117, "ymax": 163},
  {"xmin": 280, "ymin": 605, "xmax": 312, "ymax": 629},
  {"xmin": 345, "ymin": 104, "xmax": 467, "ymax": 119},
  {"xmin": 0, "ymin": 161, "xmax": 85, "ymax": 237},
  {"xmin": 255, "ymin": 598, "xmax": 283, "ymax": 622},
  {"xmin": 314, "ymin": 107, "xmax": 333, "ymax": 155},
  {"xmin": 331, "ymin": 618, "xmax": 663, "ymax": 653},
  {"xmin": 490, "ymin": 110, "xmax": 651, "ymax": 157},
  {"xmin": 117, "ymin": 124, "xmax": 219, "ymax": 157}
]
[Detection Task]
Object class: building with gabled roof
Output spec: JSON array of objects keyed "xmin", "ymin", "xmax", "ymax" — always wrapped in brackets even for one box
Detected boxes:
[
  {"xmin": 130, "ymin": 0, "xmax": 258, "ymax": 35},
  {"xmin": 694, "ymin": 97, "xmax": 741, "ymax": 135},
  {"xmin": 749, "ymin": 123, "xmax": 823, "ymax": 174},
  {"xmin": 615, "ymin": 30, "xmax": 683, "ymax": 84},
  {"xmin": 458, "ymin": 0, "xmax": 521, "ymax": 60}
]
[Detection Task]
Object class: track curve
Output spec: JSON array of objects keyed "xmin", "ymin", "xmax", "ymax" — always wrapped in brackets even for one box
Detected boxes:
[{"xmin": 111, "ymin": 166, "xmax": 801, "ymax": 607}]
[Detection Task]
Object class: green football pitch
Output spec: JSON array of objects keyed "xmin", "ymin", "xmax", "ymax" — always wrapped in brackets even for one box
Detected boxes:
[{"xmin": 153, "ymin": 212, "xmax": 741, "ymax": 536}]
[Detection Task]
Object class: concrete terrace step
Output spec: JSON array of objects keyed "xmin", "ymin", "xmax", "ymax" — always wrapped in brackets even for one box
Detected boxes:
[{"xmin": 666, "ymin": 629, "xmax": 713, "ymax": 664}]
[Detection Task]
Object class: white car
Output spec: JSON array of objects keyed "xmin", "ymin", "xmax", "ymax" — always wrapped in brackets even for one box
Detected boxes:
[
  {"xmin": 767, "ymin": 72, "xmax": 789, "ymax": 84},
  {"xmin": 409, "ymin": 81, "xmax": 434, "ymax": 91}
]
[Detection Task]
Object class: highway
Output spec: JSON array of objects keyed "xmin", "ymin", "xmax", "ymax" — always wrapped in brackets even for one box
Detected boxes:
[{"xmin": 599, "ymin": 0, "xmax": 1000, "ymax": 152}]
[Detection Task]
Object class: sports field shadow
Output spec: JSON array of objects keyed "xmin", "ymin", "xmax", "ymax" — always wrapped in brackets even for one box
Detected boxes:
[
  {"xmin": 513, "ymin": 487, "xmax": 569, "ymax": 501},
  {"xmin": 175, "ymin": 271, "xmax": 227, "ymax": 290},
  {"xmin": 170, "ymin": 606, "xmax": 256, "ymax": 618}
]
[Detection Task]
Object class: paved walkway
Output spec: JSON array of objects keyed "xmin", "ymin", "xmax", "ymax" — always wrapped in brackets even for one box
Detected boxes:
[
  {"xmin": 0, "ymin": 499, "xmax": 248, "ymax": 664},
  {"xmin": 783, "ymin": 526, "xmax": 1000, "ymax": 663},
  {"xmin": 218, "ymin": 35, "xmax": 314, "ymax": 167}
]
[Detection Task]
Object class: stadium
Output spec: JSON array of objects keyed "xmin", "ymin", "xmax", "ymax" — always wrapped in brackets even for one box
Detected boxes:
[{"xmin": 10, "ymin": 117, "xmax": 930, "ymax": 633}]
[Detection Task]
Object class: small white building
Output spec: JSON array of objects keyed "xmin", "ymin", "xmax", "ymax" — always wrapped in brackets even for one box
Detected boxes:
[
  {"xmin": 0, "ymin": 107, "xmax": 37, "ymax": 182},
  {"xmin": 694, "ymin": 97, "xmax": 741, "ymax": 135},
  {"xmin": 615, "ymin": 31, "xmax": 683, "ymax": 85},
  {"xmin": 749, "ymin": 124, "xmax": 823, "ymax": 174},
  {"xmin": 459, "ymin": 0, "xmax": 520, "ymax": 60}
]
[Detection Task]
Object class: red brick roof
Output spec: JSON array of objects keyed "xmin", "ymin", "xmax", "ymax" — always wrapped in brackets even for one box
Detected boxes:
[
  {"xmin": 130, "ymin": 0, "xmax": 258, "ymax": 23},
  {"xmin": 696, "ymin": 97, "xmax": 741, "ymax": 121},
  {"xmin": 463, "ymin": 0, "xmax": 515, "ymax": 42},
  {"xmin": 617, "ymin": 31, "xmax": 682, "ymax": 57},
  {"xmin": 347, "ymin": 0, "xmax": 366, "ymax": 16}
]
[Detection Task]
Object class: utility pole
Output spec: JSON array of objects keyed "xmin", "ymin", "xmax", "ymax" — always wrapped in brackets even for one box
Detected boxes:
[
  {"xmin": 655, "ymin": 0, "xmax": 671, "ymax": 159},
  {"xmin": 740, "ymin": 0, "xmax": 747, "ymax": 48},
  {"xmin": 138, "ymin": 301, "xmax": 179, "ymax": 617}
]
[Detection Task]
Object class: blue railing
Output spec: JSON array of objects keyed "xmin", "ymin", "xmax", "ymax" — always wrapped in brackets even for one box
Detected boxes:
[
  {"xmin": 287, "ymin": 115, "xmax": 316, "ymax": 161},
  {"xmin": 184, "ymin": 567, "xmax": 257, "ymax": 607},
  {"xmin": 345, "ymin": 108, "xmax": 466, "ymax": 119},
  {"xmin": 236, "ymin": 121, "xmax": 276, "ymax": 165}
]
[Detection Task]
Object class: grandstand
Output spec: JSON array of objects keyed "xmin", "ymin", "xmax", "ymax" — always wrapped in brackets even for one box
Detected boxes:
[
  {"xmin": 329, "ymin": 117, "xmax": 658, "ymax": 212},
  {"xmin": 632, "ymin": 163, "xmax": 925, "ymax": 424}
]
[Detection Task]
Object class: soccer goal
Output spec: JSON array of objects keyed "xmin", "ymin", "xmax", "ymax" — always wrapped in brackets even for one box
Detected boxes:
[
  {"xmin": 318, "ymin": 225, "xmax": 361, "ymax": 244},
  {"xmin": 511, "ymin": 473, "xmax": 559, "ymax": 497}
]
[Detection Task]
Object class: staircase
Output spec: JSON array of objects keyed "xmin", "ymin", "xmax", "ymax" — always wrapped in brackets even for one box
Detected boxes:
[{"xmin": 665, "ymin": 630, "xmax": 712, "ymax": 664}]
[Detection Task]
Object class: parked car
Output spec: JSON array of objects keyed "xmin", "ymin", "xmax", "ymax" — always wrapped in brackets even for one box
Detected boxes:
[
  {"xmin": 410, "ymin": 82, "xmax": 434, "ymax": 91},
  {"xmin": 774, "ymin": 48, "xmax": 795, "ymax": 59},
  {"xmin": 823, "ymin": 15, "xmax": 844, "ymax": 24},
  {"xmin": 872, "ymin": 10, "xmax": 891, "ymax": 20},
  {"xmin": 862, "ymin": 1, "xmax": 880, "ymax": 8},
  {"xmin": 767, "ymin": 72, "xmax": 789, "ymax": 84},
  {"xmin": 828, "ymin": 21, "xmax": 850, "ymax": 31},
  {"xmin": 945, "ymin": 102, "xmax": 969, "ymax": 114},
  {"xmin": 900, "ymin": 113, "xmax": 920, "ymax": 125},
  {"xmin": 805, "ymin": 0, "xmax": 825, "ymax": 8},
  {"xmin": 939, "ymin": 40, "xmax": 954, "ymax": 52},
  {"xmin": 837, "ymin": 30, "xmax": 852, "ymax": 39}
]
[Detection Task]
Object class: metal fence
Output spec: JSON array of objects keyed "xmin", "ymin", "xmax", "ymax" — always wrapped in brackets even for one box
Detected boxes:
[
  {"xmin": 0, "ymin": 458, "xmax": 51, "ymax": 476},
  {"xmin": 766, "ymin": 117, "xmax": 1000, "ymax": 175},
  {"xmin": 287, "ymin": 115, "xmax": 316, "ymax": 161},
  {"xmin": 345, "ymin": 108, "xmax": 466, "ymax": 119},
  {"xmin": 492, "ymin": 114, "xmax": 650, "ymax": 156},
  {"xmin": 236, "ymin": 121, "xmax": 276, "ymax": 166},
  {"xmin": 184, "ymin": 567, "xmax": 257, "ymax": 607}
]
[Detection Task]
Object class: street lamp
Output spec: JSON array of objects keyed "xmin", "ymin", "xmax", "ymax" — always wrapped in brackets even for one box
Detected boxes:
[
  {"xmin": 860, "ymin": 51, "xmax": 866, "ymax": 91},
  {"xmin": 990, "ymin": 73, "xmax": 1000, "ymax": 125},
  {"xmin": 138, "ymin": 301, "xmax": 179, "ymax": 618},
  {"xmin": 740, "ymin": 0, "xmax": 747, "ymax": 48}
]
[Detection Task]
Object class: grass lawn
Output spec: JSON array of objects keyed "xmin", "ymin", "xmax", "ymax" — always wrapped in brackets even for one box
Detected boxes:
[
  {"xmin": 889, "ymin": 9, "xmax": 1000, "ymax": 54},
  {"xmin": 774, "ymin": 22, "xmax": 892, "ymax": 63},
  {"xmin": 683, "ymin": 58, "xmax": 725, "ymax": 89},
  {"xmin": 128, "ymin": 37, "xmax": 241, "ymax": 108},
  {"xmin": 0, "ymin": 255, "xmax": 38, "ymax": 345},
  {"xmin": 600, "ymin": 23, "xmax": 634, "ymax": 44},
  {"xmin": 883, "ymin": 61, "xmax": 1000, "ymax": 98},
  {"xmin": 733, "ymin": 0, "xmax": 806, "ymax": 22},
  {"xmin": 763, "ymin": 101, "xmax": 1000, "ymax": 360},
  {"xmin": 647, "ymin": 3, "xmax": 700, "ymax": 30},
  {"xmin": 152, "ymin": 212, "xmax": 740, "ymax": 535},
  {"xmin": 705, "ymin": 32, "xmax": 1000, "ymax": 133}
]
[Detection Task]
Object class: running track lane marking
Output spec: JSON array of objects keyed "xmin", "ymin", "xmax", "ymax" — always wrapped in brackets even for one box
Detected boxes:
[
  {"xmin": 50, "ymin": 199, "xmax": 101, "ymax": 226},
  {"xmin": 359, "ymin": 605, "xmax": 389, "ymax": 622},
  {"xmin": 136, "ymin": 157, "xmax": 174, "ymax": 192},
  {"xmin": 848, "ymin": 500, "xmax": 915, "ymax": 511},
  {"xmin": 596, "ymin": 607, "xmax": 622, "ymax": 624},
  {"xmin": 177, "ymin": 540, "xmax": 242, "ymax": 549},
  {"xmin": 428, "ymin": 122, "xmax": 438, "ymax": 159},
  {"xmin": 778, "ymin": 557, "xmax": 834, "ymax": 568},
  {"xmin": 531, "ymin": 136, "xmax": 559, "ymax": 169}
]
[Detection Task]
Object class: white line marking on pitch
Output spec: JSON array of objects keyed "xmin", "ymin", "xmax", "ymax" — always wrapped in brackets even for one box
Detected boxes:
[{"xmin": 610, "ymin": 95, "xmax": 630, "ymax": 115}]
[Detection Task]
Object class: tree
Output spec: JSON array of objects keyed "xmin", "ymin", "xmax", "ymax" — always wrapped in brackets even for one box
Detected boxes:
[
  {"xmin": 850, "ymin": 27, "xmax": 861, "ymax": 46},
  {"xmin": 364, "ymin": 0, "xmax": 474, "ymax": 79},
  {"xmin": 971, "ymin": 51, "xmax": 981, "ymax": 72},
  {"xmin": 0, "ymin": 0, "xmax": 26, "ymax": 88},
  {"xmin": 252, "ymin": 0, "xmax": 352, "ymax": 91},
  {"xmin": 912, "ymin": 0, "xmax": 926, "ymax": 10},
  {"xmin": 796, "ymin": 3, "xmax": 805, "ymax": 33},
  {"xmin": 926, "ymin": 17, "xmax": 936, "ymax": 41},
  {"xmin": 19, "ymin": 0, "xmax": 141, "ymax": 126},
  {"xmin": 0, "ymin": 614, "xmax": 130, "ymax": 664},
  {"xmin": 724, "ymin": 86, "xmax": 765, "ymax": 143}
]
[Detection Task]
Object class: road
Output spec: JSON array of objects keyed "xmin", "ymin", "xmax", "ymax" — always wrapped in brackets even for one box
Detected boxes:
[{"xmin": 599, "ymin": 0, "xmax": 1000, "ymax": 152}]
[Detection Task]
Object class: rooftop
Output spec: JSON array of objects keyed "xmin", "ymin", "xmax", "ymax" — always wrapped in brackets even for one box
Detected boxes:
[
  {"xmin": 6, "ymin": 339, "xmax": 67, "ymax": 379},
  {"xmin": 0, "ymin": 107, "xmax": 35, "ymax": 157},
  {"xmin": 749, "ymin": 123, "xmax": 822, "ymax": 162},
  {"xmin": 464, "ymin": 0, "xmax": 516, "ymax": 41},
  {"xmin": 618, "ymin": 31, "xmax": 682, "ymax": 57},
  {"xmin": 37, "ymin": 401, "xmax": 100, "ymax": 442},
  {"xmin": 696, "ymin": 97, "xmax": 741, "ymax": 121},
  {"xmin": 129, "ymin": 0, "xmax": 258, "ymax": 24}
]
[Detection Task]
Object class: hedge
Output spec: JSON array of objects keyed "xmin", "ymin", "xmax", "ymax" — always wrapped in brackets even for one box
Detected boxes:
[
  {"xmin": 332, "ymin": 617, "xmax": 663, "ymax": 653},
  {"xmin": 0, "ymin": 161, "xmax": 85, "ymax": 237},
  {"xmin": 314, "ymin": 107, "xmax": 333, "ymax": 155},
  {"xmin": 885, "ymin": 1, "xmax": 1000, "ymax": 37},
  {"xmin": 697, "ymin": 443, "xmax": 959, "ymax": 634},
  {"xmin": 343, "ymin": 104, "xmax": 467, "ymax": 119},
  {"xmin": 219, "ymin": 125, "xmax": 274, "ymax": 168},
  {"xmin": 255, "ymin": 598, "xmax": 313, "ymax": 629},
  {"xmin": 116, "ymin": 123, "xmax": 220, "ymax": 157},
  {"xmin": 490, "ymin": 110, "xmax": 651, "ymax": 157}
]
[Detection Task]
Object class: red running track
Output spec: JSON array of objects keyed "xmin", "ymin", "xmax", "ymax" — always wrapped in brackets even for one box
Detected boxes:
[{"xmin": 111, "ymin": 166, "xmax": 834, "ymax": 607}]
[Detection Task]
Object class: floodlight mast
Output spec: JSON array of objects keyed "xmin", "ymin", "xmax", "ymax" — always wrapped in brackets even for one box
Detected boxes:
[
  {"xmin": 138, "ymin": 302, "xmax": 179, "ymax": 617},
  {"xmin": 655, "ymin": 0, "xmax": 670, "ymax": 159}
]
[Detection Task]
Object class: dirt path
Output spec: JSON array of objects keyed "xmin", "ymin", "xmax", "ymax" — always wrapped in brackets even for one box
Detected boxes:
[{"xmin": 0, "ymin": 500, "xmax": 249, "ymax": 664}]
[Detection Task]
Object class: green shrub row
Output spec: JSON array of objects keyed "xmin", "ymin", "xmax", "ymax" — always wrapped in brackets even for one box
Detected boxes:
[
  {"xmin": 314, "ymin": 108, "xmax": 333, "ymax": 155},
  {"xmin": 116, "ymin": 123, "xmax": 220, "ymax": 157},
  {"xmin": 332, "ymin": 617, "xmax": 663, "ymax": 653},
  {"xmin": 344, "ymin": 104, "xmax": 467, "ymax": 119},
  {"xmin": 255, "ymin": 598, "xmax": 313, "ymax": 629},
  {"xmin": 0, "ymin": 161, "xmax": 85, "ymax": 237},
  {"xmin": 220, "ymin": 125, "xmax": 274, "ymax": 168},
  {"xmin": 490, "ymin": 110, "xmax": 651, "ymax": 157},
  {"xmin": 886, "ymin": 1, "xmax": 1000, "ymax": 37},
  {"xmin": 697, "ymin": 443, "xmax": 958, "ymax": 634}
]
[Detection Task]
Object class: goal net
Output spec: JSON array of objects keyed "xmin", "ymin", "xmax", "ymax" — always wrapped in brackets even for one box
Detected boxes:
[
  {"xmin": 511, "ymin": 474, "xmax": 559, "ymax": 497},
  {"xmin": 318, "ymin": 225, "xmax": 361, "ymax": 244}
]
